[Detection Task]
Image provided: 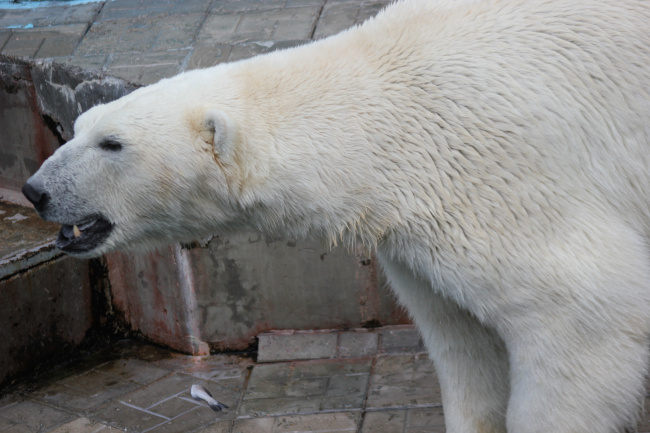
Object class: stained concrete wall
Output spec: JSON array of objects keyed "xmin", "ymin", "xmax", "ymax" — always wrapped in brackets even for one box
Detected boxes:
[
  {"xmin": 0, "ymin": 253, "xmax": 93, "ymax": 385},
  {"xmin": 191, "ymin": 235, "xmax": 404, "ymax": 351},
  {"xmin": 0, "ymin": 56, "xmax": 97, "ymax": 386},
  {"xmin": 107, "ymin": 236, "xmax": 406, "ymax": 353},
  {"xmin": 0, "ymin": 55, "xmax": 409, "ymax": 365},
  {"xmin": 0, "ymin": 56, "xmax": 60, "ymax": 204}
]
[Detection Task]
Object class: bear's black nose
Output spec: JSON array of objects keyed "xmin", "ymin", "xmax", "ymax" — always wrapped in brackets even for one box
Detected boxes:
[{"xmin": 22, "ymin": 181, "xmax": 49, "ymax": 212}]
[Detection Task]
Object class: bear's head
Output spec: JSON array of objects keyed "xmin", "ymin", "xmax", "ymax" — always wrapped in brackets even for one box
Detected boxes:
[{"xmin": 22, "ymin": 76, "xmax": 258, "ymax": 258}]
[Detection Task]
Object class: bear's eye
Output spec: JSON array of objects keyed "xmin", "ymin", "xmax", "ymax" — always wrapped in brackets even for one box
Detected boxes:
[{"xmin": 99, "ymin": 138, "xmax": 123, "ymax": 152}]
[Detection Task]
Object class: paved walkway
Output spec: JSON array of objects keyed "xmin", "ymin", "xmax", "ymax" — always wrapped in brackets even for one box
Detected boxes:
[
  {"xmin": 0, "ymin": 326, "xmax": 449, "ymax": 433},
  {"xmin": 0, "ymin": 0, "xmax": 391, "ymax": 85}
]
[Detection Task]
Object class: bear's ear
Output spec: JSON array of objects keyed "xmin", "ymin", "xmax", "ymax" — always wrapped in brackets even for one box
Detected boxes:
[{"xmin": 202, "ymin": 109, "xmax": 236, "ymax": 157}]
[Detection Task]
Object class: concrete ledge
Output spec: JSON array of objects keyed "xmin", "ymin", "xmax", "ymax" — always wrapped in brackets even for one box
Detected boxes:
[
  {"xmin": 0, "ymin": 200, "xmax": 62, "ymax": 277},
  {"xmin": 258, "ymin": 330, "xmax": 339, "ymax": 363},
  {"xmin": 0, "ymin": 240, "xmax": 60, "ymax": 280},
  {"xmin": 0, "ymin": 252, "xmax": 93, "ymax": 387},
  {"xmin": 0, "ymin": 200, "xmax": 96, "ymax": 387},
  {"xmin": 257, "ymin": 326, "xmax": 424, "ymax": 363}
]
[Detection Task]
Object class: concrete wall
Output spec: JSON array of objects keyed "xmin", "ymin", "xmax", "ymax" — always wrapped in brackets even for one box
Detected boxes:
[
  {"xmin": 0, "ymin": 56, "xmax": 95, "ymax": 385},
  {"xmin": 0, "ymin": 56, "xmax": 60, "ymax": 204},
  {"xmin": 0, "ymin": 254, "xmax": 93, "ymax": 384},
  {"xmin": 107, "ymin": 236, "xmax": 406, "ymax": 354}
]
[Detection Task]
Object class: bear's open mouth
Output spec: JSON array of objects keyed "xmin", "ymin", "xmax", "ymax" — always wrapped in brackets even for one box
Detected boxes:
[{"xmin": 56, "ymin": 215, "xmax": 114, "ymax": 254}]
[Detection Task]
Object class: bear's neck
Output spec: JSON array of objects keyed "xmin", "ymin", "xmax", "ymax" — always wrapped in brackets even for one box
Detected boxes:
[{"xmin": 222, "ymin": 35, "xmax": 410, "ymax": 250}]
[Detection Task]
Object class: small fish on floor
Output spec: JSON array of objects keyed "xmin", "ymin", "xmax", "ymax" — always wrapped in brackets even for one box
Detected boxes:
[{"xmin": 191, "ymin": 384, "xmax": 229, "ymax": 412}]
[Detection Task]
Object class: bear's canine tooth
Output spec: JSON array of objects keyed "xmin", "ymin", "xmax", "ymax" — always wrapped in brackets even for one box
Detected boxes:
[{"xmin": 73, "ymin": 225, "xmax": 81, "ymax": 238}]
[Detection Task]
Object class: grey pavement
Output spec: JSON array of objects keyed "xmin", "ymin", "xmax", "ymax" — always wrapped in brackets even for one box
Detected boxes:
[
  {"xmin": 0, "ymin": 326, "xmax": 450, "ymax": 433},
  {"xmin": 0, "ymin": 0, "xmax": 393, "ymax": 85}
]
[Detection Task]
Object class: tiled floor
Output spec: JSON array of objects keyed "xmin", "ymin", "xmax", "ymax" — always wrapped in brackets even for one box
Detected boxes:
[
  {"xmin": 0, "ymin": 326, "xmax": 447, "ymax": 433},
  {"xmin": 1, "ymin": 325, "xmax": 649, "ymax": 433}
]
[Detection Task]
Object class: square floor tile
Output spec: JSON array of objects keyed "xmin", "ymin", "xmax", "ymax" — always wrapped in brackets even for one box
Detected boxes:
[{"xmin": 0, "ymin": 400, "xmax": 73, "ymax": 430}]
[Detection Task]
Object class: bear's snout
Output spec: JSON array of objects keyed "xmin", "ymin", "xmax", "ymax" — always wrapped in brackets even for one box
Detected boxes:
[{"xmin": 22, "ymin": 180, "xmax": 49, "ymax": 213}]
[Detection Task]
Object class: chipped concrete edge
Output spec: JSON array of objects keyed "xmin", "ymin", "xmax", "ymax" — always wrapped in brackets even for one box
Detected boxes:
[
  {"xmin": 0, "ymin": 240, "xmax": 62, "ymax": 280},
  {"xmin": 29, "ymin": 57, "xmax": 140, "ymax": 141}
]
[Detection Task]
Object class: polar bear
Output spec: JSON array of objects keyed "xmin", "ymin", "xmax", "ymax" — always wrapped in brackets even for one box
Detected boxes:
[{"xmin": 22, "ymin": 0, "xmax": 650, "ymax": 432}]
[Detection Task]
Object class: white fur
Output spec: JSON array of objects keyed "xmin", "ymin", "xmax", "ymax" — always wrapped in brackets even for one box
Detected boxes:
[{"xmin": 28, "ymin": 0, "xmax": 650, "ymax": 431}]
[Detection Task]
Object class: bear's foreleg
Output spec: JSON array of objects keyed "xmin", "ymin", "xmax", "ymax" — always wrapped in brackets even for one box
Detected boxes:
[
  {"xmin": 504, "ymin": 309, "xmax": 649, "ymax": 433},
  {"xmin": 427, "ymin": 294, "xmax": 510, "ymax": 433},
  {"xmin": 378, "ymin": 254, "xmax": 510, "ymax": 433},
  {"xmin": 499, "ymin": 220, "xmax": 650, "ymax": 433}
]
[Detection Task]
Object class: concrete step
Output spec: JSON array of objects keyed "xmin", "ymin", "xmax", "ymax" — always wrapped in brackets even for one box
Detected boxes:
[
  {"xmin": 0, "ymin": 199, "xmax": 95, "ymax": 387},
  {"xmin": 0, "ymin": 199, "xmax": 60, "ymax": 279},
  {"xmin": 0, "ymin": 53, "xmax": 102, "ymax": 387},
  {"xmin": 256, "ymin": 325, "xmax": 425, "ymax": 363}
]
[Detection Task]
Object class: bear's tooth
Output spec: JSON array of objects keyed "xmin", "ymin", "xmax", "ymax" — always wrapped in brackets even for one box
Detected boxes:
[{"xmin": 73, "ymin": 225, "xmax": 81, "ymax": 238}]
